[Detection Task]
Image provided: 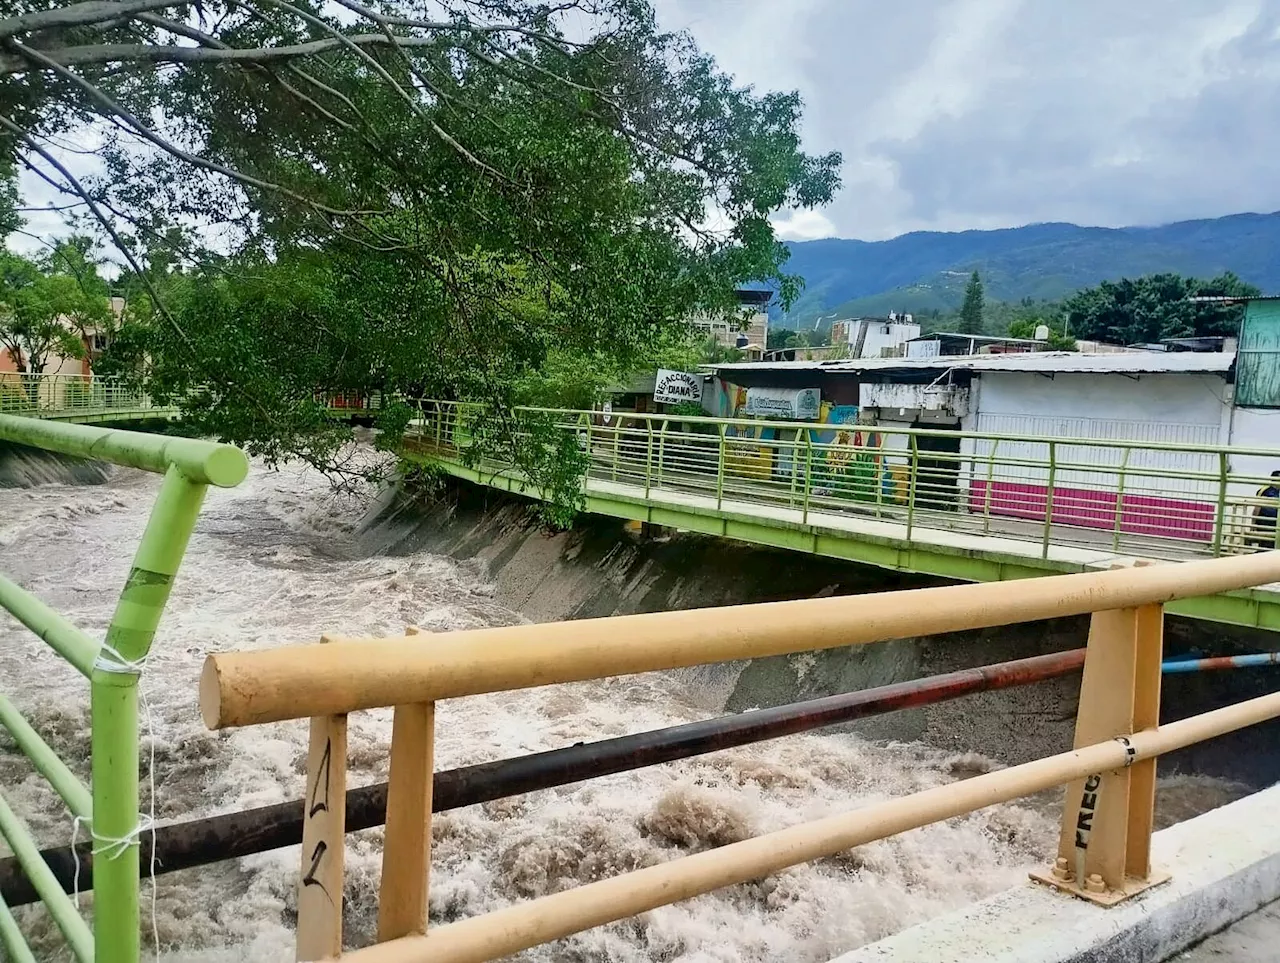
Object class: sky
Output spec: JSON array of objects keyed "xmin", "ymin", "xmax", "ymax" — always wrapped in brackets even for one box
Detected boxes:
[
  {"xmin": 14, "ymin": 1, "xmax": 1280, "ymax": 254},
  {"xmin": 654, "ymin": 0, "xmax": 1280, "ymax": 242}
]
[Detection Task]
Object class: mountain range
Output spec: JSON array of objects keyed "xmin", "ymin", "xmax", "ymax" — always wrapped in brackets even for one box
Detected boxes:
[{"xmin": 777, "ymin": 211, "xmax": 1280, "ymax": 330}]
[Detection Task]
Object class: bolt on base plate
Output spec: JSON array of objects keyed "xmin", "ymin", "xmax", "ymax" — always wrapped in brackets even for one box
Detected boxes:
[{"xmin": 1029, "ymin": 860, "xmax": 1171, "ymax": 906}]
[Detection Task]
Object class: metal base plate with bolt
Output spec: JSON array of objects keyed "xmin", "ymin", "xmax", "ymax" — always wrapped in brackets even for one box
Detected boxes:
[{"xmin": 1030, "ymin": 860, "xmax": 1171, "ymax": 907}]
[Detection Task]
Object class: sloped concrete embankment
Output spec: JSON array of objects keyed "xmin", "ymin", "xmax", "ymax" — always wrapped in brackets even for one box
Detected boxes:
[{"xmin": 361, "ymin": 478, "xmax": 1280, "ymax": 782}]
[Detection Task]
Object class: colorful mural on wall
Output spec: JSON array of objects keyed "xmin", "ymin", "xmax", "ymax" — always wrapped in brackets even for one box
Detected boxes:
[
  {"xmin": 715, "ymin": 391, "xmax": 899, "ymax": 499},
  {"xmin": 809, "ymin": 406, "xmax": 894, "ymax": 503}
]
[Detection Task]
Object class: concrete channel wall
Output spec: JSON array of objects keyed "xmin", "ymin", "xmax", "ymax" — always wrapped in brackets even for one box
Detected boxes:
[
  {"xmin": 358, "ymin": 477, "xmax": 1280, "ymax": 784},
  {"xmin": 832, "ymin": 783, "xmax": 1280, "ymax": 963}
]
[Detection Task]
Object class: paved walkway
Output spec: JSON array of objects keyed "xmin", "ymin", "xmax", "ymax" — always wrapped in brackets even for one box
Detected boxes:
[{"xmin": 1177, "ymin": 900, "xmax": 1280, "ymax": 961}]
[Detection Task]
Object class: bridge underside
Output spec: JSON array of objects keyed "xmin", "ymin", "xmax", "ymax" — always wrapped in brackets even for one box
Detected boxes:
[
  {"xmin": 36, "ymin": 408, "xmax": 179, "ymax": 426},
  {"xmin": 420, "ymin": 456, "xmax": 1280, "ymax": 632}
]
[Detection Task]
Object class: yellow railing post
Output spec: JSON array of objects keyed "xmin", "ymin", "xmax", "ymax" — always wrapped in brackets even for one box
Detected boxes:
[
  {"xmin": 296, "ymin": 634, "xmax": 349, "ymax": 962},
  {"xmin": 377, "ymin": 626, "xmax": 436, "ymax": 942},
  {"xmin": 1033, "ymin": 596, "xmax": 1164, "ymax": 904}
]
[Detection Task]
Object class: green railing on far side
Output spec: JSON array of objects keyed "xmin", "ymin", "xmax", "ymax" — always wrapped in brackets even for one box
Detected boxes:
[
  {"xmin": 408, "ymin": 400, "xmax": 1280, "ymax": 565},
  {"xmin": 0, "ymin": 375, "xmax": 156, "ymax": 420},
  {"xmin": 0, "ymin": 414, "xmax": 248, "ymax": 963}
]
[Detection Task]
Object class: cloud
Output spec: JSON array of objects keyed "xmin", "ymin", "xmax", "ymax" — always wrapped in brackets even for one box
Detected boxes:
[
  {"xmin": 655, "ymin": 0, "xmax": 1280, "ymax": 240},
  {"xmin": 772, "ymin": 209, "xmax": 836, "ymax": 241}
]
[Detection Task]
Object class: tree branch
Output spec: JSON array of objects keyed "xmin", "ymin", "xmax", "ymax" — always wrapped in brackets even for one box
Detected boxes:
[
  {"xmin": 0, "ymin": 0, "xmax": 178, "ymax": 41},
  {"xmin": 258, "ymin": 0, "xmax": 509, "ymax": 183},
  {"xmin": 6, "ymin": 39, "xmax": 390, "ymax": 220},
  {"xmin": 134, "ymin": 11, "xmax": 367, "ymax": 142},
  {"xmin": 0, "ymin": 33, "xmax": 452, "ymax": 73}
]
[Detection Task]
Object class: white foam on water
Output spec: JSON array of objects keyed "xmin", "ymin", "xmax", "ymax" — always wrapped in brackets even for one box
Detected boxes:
[{"xmin": 0, "ymin": 461, "xmax": 1247, "ymax": 961}]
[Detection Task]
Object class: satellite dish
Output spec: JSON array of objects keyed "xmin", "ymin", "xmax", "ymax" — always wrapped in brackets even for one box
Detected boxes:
[{"xmin": 1034, "ymin": 324, "xmax": 1050, "ymax": 341}]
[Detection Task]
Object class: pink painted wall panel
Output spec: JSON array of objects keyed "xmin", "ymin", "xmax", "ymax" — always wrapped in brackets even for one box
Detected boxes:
[{"xmin": 969, "ymin": 480, "xmax": 1214, "ymax": 542}]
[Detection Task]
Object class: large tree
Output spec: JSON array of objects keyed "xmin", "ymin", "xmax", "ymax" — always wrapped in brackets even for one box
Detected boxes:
[
  {"xmin": 0, "ymin": 1, "xmax": 841, "ymax": 477},
  {"xmin": 0, "ymin": 245, "xmax": 112, "ymax": 398},
  {"xmin": 957, "ymin": 270, "xmax": 984, "ymax": 334},
  {"xmin": 1061, "ymin": 272, "xmax": 1259, "ymax": 346}
]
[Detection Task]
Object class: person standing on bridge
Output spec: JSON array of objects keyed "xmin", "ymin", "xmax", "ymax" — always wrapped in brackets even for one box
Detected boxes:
[{"xmin": 1250, "ymin": 470, "xmax": 1280, "ymax": 549}]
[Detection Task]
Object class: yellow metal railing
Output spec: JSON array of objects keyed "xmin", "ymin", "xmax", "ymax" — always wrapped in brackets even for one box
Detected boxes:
[
  {"xmin": 198, "ymin": 553, "xmax": 1280, "ymax": 961},
  {"xmin": 407, "ymin": 401, "xmax": 1280, "ymax": 562}
]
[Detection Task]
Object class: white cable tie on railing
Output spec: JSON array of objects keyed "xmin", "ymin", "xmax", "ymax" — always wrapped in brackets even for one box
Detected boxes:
[
  {"xmin": 89, "ymin": 812, "xmax": 157, "ymax": 861},
  {"xmin": 92, "ymin": 641, "xmax": 145, "ymax": 676}
]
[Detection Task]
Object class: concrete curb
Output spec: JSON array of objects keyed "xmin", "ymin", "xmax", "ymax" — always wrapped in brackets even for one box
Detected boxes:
[{"xmin": 831, "ymin": 783, "xmax": 1280, "ymax": 963}]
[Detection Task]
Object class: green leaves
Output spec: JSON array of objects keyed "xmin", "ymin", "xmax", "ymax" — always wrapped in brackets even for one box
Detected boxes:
[
  {"xmin": 9, "ymin": 2, "xmax": 841, "ymax": 518},
  {"xmin": 1061, "ymin": 273, "xmax": 1259, "ymax": 346},
  {"xmin": 0, "ymin": 244, "xmax": 110, "ymax": 375}
]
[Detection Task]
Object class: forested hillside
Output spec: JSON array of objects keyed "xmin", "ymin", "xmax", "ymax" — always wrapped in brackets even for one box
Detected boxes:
[{"xmin": 779, "ymin": 212, "xmax": 1280, "ymax": 328}]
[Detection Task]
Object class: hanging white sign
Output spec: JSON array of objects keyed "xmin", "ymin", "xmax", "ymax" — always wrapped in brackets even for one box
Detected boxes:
[{"xmin": 653, "ymin": 369, "xmax": 704, "ymax": 405}]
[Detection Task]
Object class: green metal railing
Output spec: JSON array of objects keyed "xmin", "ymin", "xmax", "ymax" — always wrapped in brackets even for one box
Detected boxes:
[
  {"xmin": 0, "ymin": 414, "xmax": 248, "ymax": 962},
  {"xmin": 410, "ymin": 401, "xmax": 1280, "ymax": 564},
  {"xmin": 0, "ymin": 374, "xmax": 399, "ymax": 425},
  {"xmin": 0, "ymin": 374, "xmax": 159, "ymax": 421}
]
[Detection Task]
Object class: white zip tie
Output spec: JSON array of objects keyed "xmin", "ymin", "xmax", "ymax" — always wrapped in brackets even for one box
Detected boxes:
[{"xmin": 93, "ymin": 640, "xmax": 145, "ymax": 676}]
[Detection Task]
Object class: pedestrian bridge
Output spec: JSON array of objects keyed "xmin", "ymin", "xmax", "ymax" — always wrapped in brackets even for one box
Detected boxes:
[
  {"xmin": 0, "ymin": 374, "xmax": 383, "ymax": 426},
  {"xmin": 0, "ymin": 374, "xmax": 174, "ymax": 424},
  {"xmin": 406, "ymin": 402, "xmax": 1280, "ymax": 630},
  {"xmin": 4, "ymin": 413, "xmax": 1280, "ymax": 962}
]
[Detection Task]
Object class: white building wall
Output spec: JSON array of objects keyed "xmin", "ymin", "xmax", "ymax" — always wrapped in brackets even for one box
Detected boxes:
[
  {"xmin": 1212, "ymin": 404, "xmax": 1280, "ymax": 546},
  {"xmin": 969, "ymin": 371, "xmax": 1229, "ymax": 499},
  {"xmin": 860, "ymin": 322, "xmax": 920, "ymax": 358},
  {"xmin": 1227, "ymin": 405, "xmax": 1280, "ymax": 489}
]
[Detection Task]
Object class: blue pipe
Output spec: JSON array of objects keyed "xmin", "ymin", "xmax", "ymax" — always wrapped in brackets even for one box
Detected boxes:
[{"xmin": 1161, "ymin": 652, "xmax": 1280, "ymax": 674}]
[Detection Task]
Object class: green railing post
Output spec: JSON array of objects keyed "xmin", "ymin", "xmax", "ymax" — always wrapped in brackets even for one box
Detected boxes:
[
  {"xmin": 611, "ymin": 421, "xmax": 621, "ymax": 482},
  {"xmin": 1042, "ymin": 441, "xmax": 1058, "ymax": 559},
  {"xmin": 982, "ymin": 439, "xmax": 999, "ymax": 533},
  {"xmin": 92, "ymin": 465, "xmax": 211, "ymax": 963},
  {"xmin": 873, "ymin": 434, "xmax": 885, "ymax": 518},
  {"xmin": 0, "ymin": 794, "xmax": 92, "ymax": 960},
  {"xmin": 1211, "ymin": 452, "xmax": 1229, "ymax": 556},
  {"xmin": 657, "ymin": 419, "xmax": 668, "ymax": 490},
  {"xmin": 0, "ymin": 417, "xmax": 246, "ymax": 960},
  {"xmin": 716, "ymin": 424, "xmax": 727, "ymax": 510},
  {"xmin": 1113, "ymin": 447, "xmax": 1132, "ymax": 553},
  {"xmin": 906, "ymin": 435, "xmax": 920, "ymax": 541},
  {"xmin": 644, "ymin": 422, "xmax": 654, "ymax": 498},
  {"xmin": 789, "ymin": 430, "xmax": 802, "ymax": 508},
  {"xmin": 0, "ymin": 894, "xmax": 36, "ymax": 963},
  {"xmin": 802, "ymin": 432, "xmax": 814, "ymax": 523}
]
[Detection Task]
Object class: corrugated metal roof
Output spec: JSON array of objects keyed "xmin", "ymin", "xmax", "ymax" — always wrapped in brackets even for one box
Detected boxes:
[
  {"xmin": 1188, "ymin": 295, "xmax": 1280, "ymax": 303},
  {"xmin": 906, "ymin": 332, "xmax": 1047, "ymax": 345},
  {"xmin": 705, "ymin": 351, "xmax": 1235, "ymax": 376}
]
